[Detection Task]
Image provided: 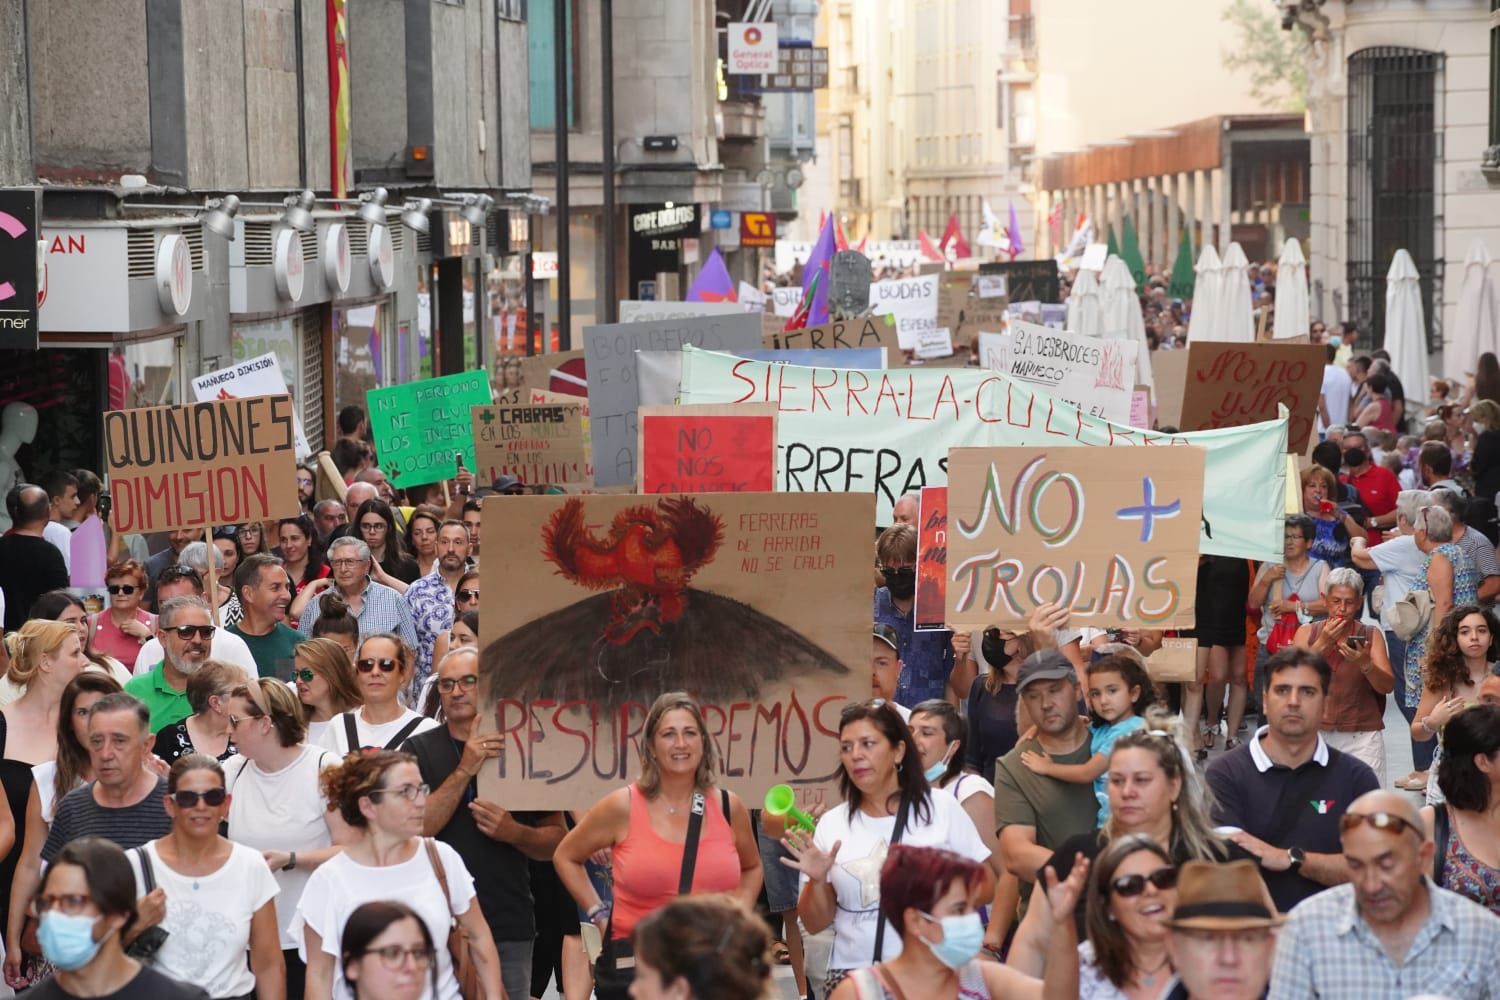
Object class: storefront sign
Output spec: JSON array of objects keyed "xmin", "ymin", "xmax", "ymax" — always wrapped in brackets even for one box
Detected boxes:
[
  {"xmin": 532, "ymin": 252, "xmax": 559, "ymax": 280},
  {"xmin": 0, "ymin": 189, "xmax": 40, "ymax": 350},
  {"xmin": 103, "ymin": 395, "xmax": 300, "ymax": 533},
  {"xmin": 273, "ymin": 229, "xmax": 305, "ymax": 302},
  {"xmin": 155, "ymin": 234, "xmax": 192, "ymax": 317},
  {"xmin": 368, "ymin": 223, "xmax": 395, "ymax": 290},
  {"xmin": 367, "ymin": 369, "xmax": 493, "ymax": 487},
  {"xmin": 727, "ymin": 22, "xmax": 779, "ymax": 74},
  {"xmin": 323, "ymin": 222, "xmax": 352, "ymax": 295},
  {"xmin": 740, "ymin": 212, "xmax": 775, "ymax": 248},
  {"xmin": 709, "ymin": 209, "xmax": 733, "ymax": 230}
]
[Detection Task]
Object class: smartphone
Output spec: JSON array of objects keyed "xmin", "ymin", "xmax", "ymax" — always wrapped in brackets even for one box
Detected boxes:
[
  {"xmin": 456, "ymin": 453, "xmax": 470, "ymax": 495},
  {"xmin": 1346, "ymin": 634, "xmax": 1366, "ymax": 649},
  {"xmin": 98, "ymin": 491, "xmax": 112, "ymax": 523}
]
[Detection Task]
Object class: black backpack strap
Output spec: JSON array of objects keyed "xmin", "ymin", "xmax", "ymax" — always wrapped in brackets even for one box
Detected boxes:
[
  {"xmin": 342, "ymin": 712, "xmax": 360, "ymax": 754},
  {"xmin": 677, "ymin": 791, "xmax": 708, "ymax": 895},
  {"xmin": 1433, "ymin": 802, "xmax": 1451, "ymax": 887},
  {"xmin": 872, "ymin": 794, "xmax": 913, "ymax": 963},
  {"xmin": 384, "ymin": 716, "xmax": 426, "ymax": 751}
]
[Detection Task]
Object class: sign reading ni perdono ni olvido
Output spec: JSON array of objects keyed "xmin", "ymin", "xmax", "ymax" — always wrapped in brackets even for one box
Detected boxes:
[{"xmin": 367, "ymin": 370, "xmax": 493, "ymax": 488}]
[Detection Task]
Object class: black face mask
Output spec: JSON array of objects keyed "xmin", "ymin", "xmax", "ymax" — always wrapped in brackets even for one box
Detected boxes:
[
  {"xmin": 881, "ymin": 566, "xmax": 916, "ymax": 599},
  {"xmin": 1344, "ymin": 448, "xmax": 1368, "ymax": 469},
  {"xmin": 981, "ymin": 630, "xmax": 1013, "ymax": 672}
]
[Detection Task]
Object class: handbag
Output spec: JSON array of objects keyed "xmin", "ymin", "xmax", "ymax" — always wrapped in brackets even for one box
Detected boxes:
[
  {"xmin": 1389, "ymin": 589, "xmax": 1433, "ymax": 641},
  {"xmin": 424, "ymin": 838, "xmax": 483, "ymax": 999},
  {"xmin": 125, "ymin": 847, "xmax": 169, "ymax": 964}
]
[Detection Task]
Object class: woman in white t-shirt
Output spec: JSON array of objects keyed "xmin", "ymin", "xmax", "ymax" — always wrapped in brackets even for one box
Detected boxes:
[
  {"xmin": 780, "ymin": 700, "xmax": 992, "ymax": 993},
  {"xmin": 132, "ymin": 753, "xmax": 284, "ymax": 999},
  {"xmin": 293, "ymin": 637, "xmax": 363, "ymax": 749},
  {"xmin": 292, "ymin": 750, "xmax": 503, "ymax": 1000},
  {"xmin": 224, "ymin": 676, "xmax": 354, "ymax": 1000},
  {"xmin": 318, "ymin": 634, "xmax": 437, "ymax": 755}
]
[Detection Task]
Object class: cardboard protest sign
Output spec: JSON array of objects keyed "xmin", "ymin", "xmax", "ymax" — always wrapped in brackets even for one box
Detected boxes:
[
  {"xmin": 678, "ymin": 346, "xmax": 1288, "ymax": 563},
  {"xmin": 763, "ymin": 314, "xmax": 902, "ymax": 356},
  {"xmin": 104, "ymin": 396, "xmax": 299, "ymax": 534},
  {"xmin": 1129, "ymin": 386, "xmax": 1151, "ymax": 429},
  {"xmin": 915, "ymin": 486, "xmax": 948, "ymax": 630},
  {"xmin": 770, "ymin": 286, "xmax": 802, "ymax": 317},
  {"xmin": 638, "ymin": 404, "xmax": 777, "ymax": 493},
  {"xmin": 471, "ymin": 403, "xmax": 589, "ymax": 486},
  {"xmin": 191, "ymin": 353, "xmax": 311, "ymax": 459},
  {"xmin": 584, "ymin": 314, "xmax": 763, "ymax": 487},
  {"xmin": 980, "ymin": 260, "xmax": 1061, "ymax": 303},
  {"xmin": 367, "ymin": 370, "xmax": 492, "ymax": 487},
  {"xmin": 1177, "ymin": 342, "xmax": 1325, "ymax": 453},
  {"xmin": 518, "ymin": 350, "xmax": 588, "ymax": 398},
  {"xmin": 915, "ymin": 327, "xmax": 955, "ymax": 360},
  {"xmin": 1146, "ymin": 637, "xmax": 1199, "ymax": 683},
  {"xmin": 938, "ymin": 273, "xmax": 973, "ymax": 333},
  {"xmin": 869, "ymin": 273, "xmax": 940, "ymax": 350},
  {"xmin": 979, "ymin": 321, "xmax": 1135, "ymax": 423},
  {"xmin": 944, "ymin": 446, "xmax": 1204, "ymax": 630},
  {"xmin": 475, "ymin": 491, "xmax": 874, "ymax": 809},
  {"xmin": 1152, "ymin": 349, "xmax": 1190, "ymax": 428},
  {"xmin": 618, "ymin": 300, "xmax": 744, "ymax": 324}
]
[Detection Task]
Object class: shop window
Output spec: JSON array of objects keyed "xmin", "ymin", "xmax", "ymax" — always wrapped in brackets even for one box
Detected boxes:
[
  {"xmin": 335, "ymin": 299, "xmax": 395, "ymax": 420},
  {"xmin": 115, "ymin": 336, "xmax": 183, "ymax": 409}
]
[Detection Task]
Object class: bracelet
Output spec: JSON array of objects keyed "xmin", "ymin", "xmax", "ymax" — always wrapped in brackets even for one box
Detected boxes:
[
  {"xmin": 586, "ymin": 902, "xmax": 609, "ymax": 921},
  {"xmin": 1419, "ymin": 716, "xmax": 1435, "ymax": 734}
]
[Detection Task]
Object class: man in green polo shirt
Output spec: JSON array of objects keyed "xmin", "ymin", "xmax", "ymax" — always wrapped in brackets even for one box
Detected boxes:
[
  {"xmin": 227, "ymin": 553, "xmax": 300, "ymax": 678},
  {"xmin": 123, "ymin": 595, "xmax": 213, "ymax": 730}
]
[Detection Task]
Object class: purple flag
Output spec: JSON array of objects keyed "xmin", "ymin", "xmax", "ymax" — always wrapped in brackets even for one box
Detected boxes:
[
  {"xmin": 801, "ymin": 216, "xmax": 837, "ymax": 325},
  {"xmin": 1006, "ymin": 201, "xmax": 1025, "ymax": 261},
  {"xmin": 685, "ymin": 248, "xmax": 737, "ymax": 303}
]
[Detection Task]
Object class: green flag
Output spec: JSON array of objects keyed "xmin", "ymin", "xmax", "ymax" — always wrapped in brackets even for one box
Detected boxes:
[
  {"xmin": 1106, "ymin": 223, "xmax": 1120, "ymax": 260},
  {"xmin": 1121, "ymin": 215, "xmax": 1147, "ymax": 290},
  {"xmin": 1168, "ymin": 229, "xmax": 1195, "ymax": 299}
]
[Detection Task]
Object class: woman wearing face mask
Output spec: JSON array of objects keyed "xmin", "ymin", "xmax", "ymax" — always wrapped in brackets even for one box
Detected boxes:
[
  {"xmin": 293, "ymin": 638, "xmax": 363, "ymax": 748},
  {"xmin": 1077, "ymin": 835, "xmax": 1180, "ymax": 1000},
  {"xmin": 964, "ymin": 626, "xmax": 1035, "ymax": 784},
  {"xmin": 339, "ymin": 901, "xmax": 437, "ymax": 1000},
  {"xmin": 627, "ymin": 896, "xmax": 774, "ymax": 1000},
  {"xmin": 27, "ymin": 836, "xmax": 208, "ymax": 999},
  {"xmin": 828, "ymin": 844, "xmax": 1089, "ymax": 1000},
  {"xmin": 318, "ymin": 634, "xmax": 437, "ymax": 755}
]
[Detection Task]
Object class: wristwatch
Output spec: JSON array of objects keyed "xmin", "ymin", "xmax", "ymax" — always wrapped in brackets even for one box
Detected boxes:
[
  {"xmin": 1286, "ymin": 846, "xmax": 1305, "ymax": 874},
  {"xmin": 281, "ymin": 852, "xmax": 297, "ymax": 872}
]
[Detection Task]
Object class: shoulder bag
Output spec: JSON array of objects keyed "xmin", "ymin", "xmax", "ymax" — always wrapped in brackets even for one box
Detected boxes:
[
  {"xmin": 425, "ymin": 838, "xmax": 482, "ymax": 999},
  {"xmin": 870, "ymin": 794, "xmax": 912, "ymax": 964},
  {"xmin": 125, "ymin": 846, "xmax": 169, "ymax": 963}
]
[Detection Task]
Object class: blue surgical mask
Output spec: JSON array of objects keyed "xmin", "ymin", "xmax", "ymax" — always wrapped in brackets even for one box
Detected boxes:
[
  {"xmin": 924, "ymin": 760, "xmax": 947, "ymax": 783},
  {"xmin": 921, "ymin": 911, "xmax": 984, "ymax": 969},
  {"xmin": 37, "ymin": 911, "xmax": 106, "ymax": 971}
]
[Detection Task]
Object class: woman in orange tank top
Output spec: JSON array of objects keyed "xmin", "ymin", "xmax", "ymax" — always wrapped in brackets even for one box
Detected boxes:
[{"xmin": 554, "ymin": 692, "xmax": 762, "ymax": 1000}]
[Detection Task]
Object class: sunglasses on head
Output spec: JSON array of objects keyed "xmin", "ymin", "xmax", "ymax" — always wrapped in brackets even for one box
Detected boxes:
[
  {"xmin": 171, "ymin": 788, "xmax": 227, "ymax": 809},
  {"xmin": 456, "ymin": 589, "xmax": 480, "ymax": 601},
  {"xmin": 106, "ymin": 584, "xmax": 138, "ymax": 595},
  {"xmin": 1111, "ymin": 865, "xmax": 1178, "ymax": 897},
  {"xmin": 356, "ymin": 658, "xmax": 399, "ymax": 674},
  {"xmin": 169, "ymin": 625, "xmax": 216, "ymax": 640},
  {"xmin": 1339, "ymin": 811, "xmax": 1421, "ymax": 838}
]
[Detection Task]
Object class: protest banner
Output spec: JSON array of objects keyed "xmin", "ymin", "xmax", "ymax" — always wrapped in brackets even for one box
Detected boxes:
[
  {"xmin": 471, "ymin": 402, "xmax": 589, "ymax": 486},
  {"xmin": 770, "ymin": 286, "xmax": 802, "ymax": 317},
  {"xmin": 584, "ymin": 314, "xmax": 763, "ymax": 487},
  {"xmin": 640, "ymin": 348, "xmax": 887, "ymax": 408},
  {"xmin": 617, "ymin": 300, "xmax": 745, "ymax": 324},
  {"xmin": 915, "ymin": 486, "xmax": 948, "ymax": 630},
  {"xmin": 869, "ymin": 273, "xmax": 940, "ymax": 350},
  {"xmin": 979, "ymin": 260, "xmax": 1061, "ymax": 303},
  {"xmin": 742, "ymin": 348, "xmax": 885, "ymax": 368},
  {"xmin": 678, "ymin": 346, "xmax": 1287, "ymax": 563},
  {"xmin": 367, "ymin": 370, "xmax": 492, "ymax": 488},
  {"xmin": 763, "ymin": 314, "xmax": 902, "ymax": 355},
  {"xmin": 1177, "ymin": 342, "xmax": 1325, "ymax": 453},
  {"xmin": 475, "ymin": 491, "xmax": 873, "ymax": 809},
  {"xmin": 1151, "ymin": 349, "xmax": 1190, "ymax": 428},
  {"xmin": 104, "ymin": 395, "xmax": 299, "ymax": 534},
  {"xmin": 191, "ymin": 353, "xmax": 311, "ymax": 459},
  {"xmin": 1129, "ymin": 386, "xmax": 1151, "ymax": 429},
  {"xmin": 979, "ymin": 320, "xmax": 1135, "ymax": 423},
  {"xmin": 915, "ymin": 327, "xmax": 955, "ymax": 360},
  {"xmin": 945, "ymin": 446, "xmax": 1204, "ymax": 630},
  {"xmin": 638, "ymin": 404, "xmax": 777, "ymax": 493}
]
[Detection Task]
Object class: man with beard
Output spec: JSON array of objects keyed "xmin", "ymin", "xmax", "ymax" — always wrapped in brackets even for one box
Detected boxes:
[
  {"xmin": 228, "ymin": 554, "xmax": 300, "ymax": 678},
  {"xmin": 1207, "ymin": 647, "xmax": 1380, "ymax": 914},
  {"xmin": 405, "ymin": 520, "xmax": 473, "ymax": 696},
  {"xmin": 132, "ymin": 566, "xmax": 258, "ymax": 679},
  {"xmin": 873, "ymin": 524, "xmax": 967, "ymax": 707},
  {"xmin": 124, "ymin": 595, "xmax": 215, "ymax": 730}
]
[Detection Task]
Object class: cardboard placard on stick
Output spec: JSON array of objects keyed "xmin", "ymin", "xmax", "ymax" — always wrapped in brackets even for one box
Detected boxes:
[
  {"xmin": 638, "ymin": 404, "xmax": 777, "ymax": 493},
  {"xmin": 472, "ymin": 403, "xmax": 590, "ymax": 486},
  {"xmin": 475, "ymin": 491, "xmax": 874, "ymax": 810},
  {"xmin": 103, "ymin": 395, "xmax": 300, "ymax": 534},
  {"xmin": 979, "ymin": 321, "xmax": 1136, "ymax": 423},
  {"xmin": 367, "ymin": 370, "xmax": 493, "ymax": 487},
  {"xmin": 1146, "ymin": 637, "xmax": 1199, "ymax": 683},
  {"xmin": 1151, "ymin": 349, "xmax": 1190, "ymax": 428},
  {"xmin": 1177, "ymin": 342, "xmax": 1325, "ymax": 453},
  {"xmin": 915, "ymin": 486, "xmax": 948, "ymax": 630},
  {"xmin": 944, "ymin": 446, "xmax": 1205, "ymax": 630},
  {"xmin": 763, "ymin": 314, "xmax": 902, "ymax": 356}
]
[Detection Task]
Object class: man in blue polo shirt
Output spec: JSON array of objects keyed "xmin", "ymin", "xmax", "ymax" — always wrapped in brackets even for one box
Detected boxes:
[{"xmin": 1207, "ymin": 646, "xmax": 1380, "ymax": 913}]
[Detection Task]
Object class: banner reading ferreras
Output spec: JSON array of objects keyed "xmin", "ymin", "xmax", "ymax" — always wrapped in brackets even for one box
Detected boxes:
[
  {"xmin": 945, "ymin": 446, "xmax": 1205, "ymax": 631},
  {"xmin": 678, "ymin": 346, "xmax": 1287, "ymax": 563},
  {"xmin": 475, "ymin": 491, "xmax": 873, "ymax": 810}
]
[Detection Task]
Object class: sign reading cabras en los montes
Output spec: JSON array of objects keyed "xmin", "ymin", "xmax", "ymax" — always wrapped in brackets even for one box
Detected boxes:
[{"xmin": 104, "ymin": 395, "xmax": 300, "ymax": 533}]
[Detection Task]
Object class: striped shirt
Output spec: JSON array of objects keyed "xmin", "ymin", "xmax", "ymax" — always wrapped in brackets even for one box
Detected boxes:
[
  {"xmin": 42, "ymin": 778, "xmax": 172, "ymax": 863},
  {"xmin": 297, "ymin": 578, "xmax": 417, "ymax": 652}
]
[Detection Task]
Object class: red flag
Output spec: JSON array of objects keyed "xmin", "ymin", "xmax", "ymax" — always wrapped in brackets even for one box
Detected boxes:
[
  {"xmin": 783, "ymin": 270, "xmax": 823, "ymax": 331},
  {"xmin": 833, "ymin": 217, "xmax": 849, "ymax": 252},
  {"xmin": 918, "ymin": 229, "xmax": 945, "ymax": 263},
  {"xmin": 939, "ymin": 212, "xmax": 971, "ymax": 259}
]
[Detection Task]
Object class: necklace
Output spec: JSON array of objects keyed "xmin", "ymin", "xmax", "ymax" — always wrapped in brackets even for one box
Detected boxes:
[
  {"xmin": 663, "ymin": 796, "xmax": 692, "ymax": 815},
  {"xmin": 1135, "ymin": 955, "xmax": 1172, "ymax": 986}
]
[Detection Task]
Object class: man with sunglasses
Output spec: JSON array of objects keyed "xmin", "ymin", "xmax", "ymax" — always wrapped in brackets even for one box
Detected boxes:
[
  {"xmin": 1269, "ymin": 790, "xmax": 1500, "ymax": 997},
  {"xmin": 402, "ymin": 648, "xmax": 565, "ymax": 1000},
  {"xmin": 132, "ymin": 567, "xmax": 258, "ymax": 680},
  {"xmin": 124, "ymin": 597, "xmax": 216, "ymax": 731},
  {"xmin": 404, "ymin": 520, "xmax": 473, "ymax": 697}
]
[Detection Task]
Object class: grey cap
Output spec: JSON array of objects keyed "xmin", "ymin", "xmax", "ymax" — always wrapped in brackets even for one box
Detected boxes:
[{"xmin": 1015, "ymin": 649, "xmax": 1076, "ymax": 692}]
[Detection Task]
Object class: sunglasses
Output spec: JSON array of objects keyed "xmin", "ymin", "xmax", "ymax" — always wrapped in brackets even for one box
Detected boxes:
[
  {"xmin": 106, "ymin": 584, "xmax": 138, "ymax": 595},
  {"xmin": 171, "ymin": 788, "xmax": 227, "ymax": 808},
  {"xmin": 169, "ymin": 625, "xmax": 216, "ymax": 640},
  {"xmin": 1111, "ymin": 865, "xmax": 1178, "ymax": 897},
  {"xmin": 356, "ymin": 658, "xmax": 400, "ymax": 674},
  {"xmin": 293, "ymin": 668, "xmax": 317, "ymax": 683},
  {"xmin": 456, "ymin": 589, "xmax": 480, "ymax": 601},
  {"xmin": 1339, "ymin": 811, "xmax": 1422, "ymax": 838},
  {"xmin": 437, "ymin": 675, "xmax": 480, "ymax": 693}
]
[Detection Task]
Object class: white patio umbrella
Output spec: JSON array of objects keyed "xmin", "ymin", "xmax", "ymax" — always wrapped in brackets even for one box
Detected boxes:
[
  {"xmin": 1449, "ymin": 239, "xmax": 1499, "ymax": 381},
  {"xmin": 1385, "ymin": 248, "xmax": 1429, "ymax": 399},
  {"xmin": 1186, "ymin": 244, "xmax": 1222, "ymax": 344},
  {"xmin": 1101, "ymin": 254, "xmax": 1154, "ymax": 395},
  {"xmin": 1213, "ymin": 242, "xmax": 1255, "ymax": 343},
  {"xmin": 1066, "ymin": 266, "xmax": 1103, "ymax": 338},
  {"xmin": 1272, "ymin": 238, "xmax": 1310, "ymax": 340}
]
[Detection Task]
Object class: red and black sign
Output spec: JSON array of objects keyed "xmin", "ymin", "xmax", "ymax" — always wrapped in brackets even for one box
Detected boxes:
[{"xmin": 0, "ymin": 190, "xmax": 39, "ymax": 351}]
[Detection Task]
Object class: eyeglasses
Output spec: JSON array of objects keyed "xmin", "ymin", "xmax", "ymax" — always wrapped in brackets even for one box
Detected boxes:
[
  {"xmin": 31, "ymin": 894, "xmax": 95, "ymax": 917},
  {"xmin": 106, "ymin": 584, "xmax": 138, "ymax": 595},
  {"xmin": 456, "ymin": 589, "xmax": 480, "ymax": 602},
  {"xmin": 293, "ymin": 668, "xmax": 317, "ymax": 683},
  {"xmin": 330, "ymin": 558, "xmax": 366, "ymax": 569},
  {"xmin": 369, "ymin": 783, "xmax": 429, "ymax": 803},
  {"xmin": 1339, "ymin": 810, "xmax": 1422, "ymax": 838},
  {"xmin": 361, "ymin": 945, "xmax": 435, "ymax": 970},
  {"xmin": 168, "ymin": 625, "xmax": 216, "ymax": 640},
  {"xmin": 437, "ymin": 675, "xmax": 480, "ymax": 693},
  {"xmin": 1110, "ymin": 865, "xmax": 1179, "ymax": 897},
  {"xmin": 359, "ymin": 521, "xmax": 387, "ymax": 533},
  {"xmin": 171, "ymin": 788, "xmax": 227, "ymax": 809},
  {"xmin": 356, "ymin": 658, "xmax": 399, "ymax": 674}
]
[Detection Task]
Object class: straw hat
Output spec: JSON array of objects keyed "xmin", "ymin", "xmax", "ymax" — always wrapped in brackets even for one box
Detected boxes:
[{"xmin": 1165, "ymin": 860, "xmax": 1285, "ymax": 931}]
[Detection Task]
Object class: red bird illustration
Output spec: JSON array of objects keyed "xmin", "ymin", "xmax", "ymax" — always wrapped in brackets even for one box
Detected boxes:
[{"xmin": 543, "ymin": 496, "xmax": 724, "ymax": 645}]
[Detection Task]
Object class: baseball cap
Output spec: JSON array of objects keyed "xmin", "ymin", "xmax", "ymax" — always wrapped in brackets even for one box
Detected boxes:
[
  {"xmin": 1015, "ymin": 649, "xmax": 1075, "ymax": 692},
  {"xmin": 873, "ymin": 623, "xmax": 899, "ymax": 653}
]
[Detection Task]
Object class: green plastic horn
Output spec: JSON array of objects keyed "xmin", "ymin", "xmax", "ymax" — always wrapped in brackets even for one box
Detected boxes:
[{"xmin": 763, "ymin": 784, "xmax": 815, "ymax": 832}]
